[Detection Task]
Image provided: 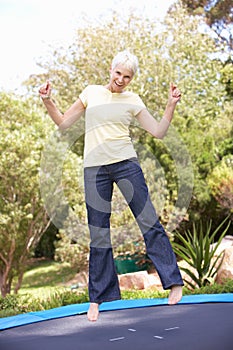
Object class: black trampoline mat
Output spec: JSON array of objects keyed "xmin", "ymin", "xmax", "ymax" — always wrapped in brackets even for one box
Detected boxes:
[{"xmin": 0, "ymin": 303, "xmax": 232, "ymax": 350}]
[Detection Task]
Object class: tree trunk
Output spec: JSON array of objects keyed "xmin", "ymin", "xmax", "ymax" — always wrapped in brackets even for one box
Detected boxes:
[
  {"xmin": 0, "ymin": 272, "xmax": 11, "ymax": 297},
  {"xmin": 0, "ymin": 239, "xmax": 16, "ymax": 297}
]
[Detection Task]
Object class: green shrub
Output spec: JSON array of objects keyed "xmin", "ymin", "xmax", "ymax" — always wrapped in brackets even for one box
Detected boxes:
[
  {"xmin": 0, "ymin": 289, "xmax": 90, "ymax": 318},
  {"xmin": 121, "ymin": 289, "xmax": 168, "ymax": 300},
  {"xmin": 54, "ymin": 232, "xmax": 89, "ymax": 272},
  {"xmin": 39, "ymin": 289, "xmax": 89, "ymax": 309},
  {"xmin": 1, "ymin": 280, "xmax": 233, "ymax": 319},
  {"xmin": 183, "ymin": 278, "xmax": 233, "ymax": 295},
  {"xmin": 0, "ymin": 294, "xmax": 20, "ymax": 310},
  {"xmin": 0, "ymin": 294, "xmax": 32, "ymax": 315}
]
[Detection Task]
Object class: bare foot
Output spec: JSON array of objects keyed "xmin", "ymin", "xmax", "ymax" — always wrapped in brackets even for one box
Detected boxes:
[
  {"xmin": 168, "ymin": 285, "xmax": 183, "ymax": 305},
  {"xmin": 87, "ymin": 303, "xmax": 99, "ymax": 322}
]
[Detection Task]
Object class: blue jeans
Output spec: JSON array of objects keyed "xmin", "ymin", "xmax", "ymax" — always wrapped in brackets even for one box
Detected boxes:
[{"xmin": 84, "ymin": 158, "xmax": 183, "ymax": 304}]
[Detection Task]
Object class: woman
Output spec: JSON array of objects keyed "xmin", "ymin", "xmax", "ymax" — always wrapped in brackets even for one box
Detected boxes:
[{"xmin": 39, "ymin": 50, "xmax": 184, "ymax": 322}]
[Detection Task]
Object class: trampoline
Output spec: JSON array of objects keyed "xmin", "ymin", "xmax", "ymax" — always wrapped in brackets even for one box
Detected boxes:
[{"xmin": 0, "ymin": 294, "xmax": 233, "ymax": 350}]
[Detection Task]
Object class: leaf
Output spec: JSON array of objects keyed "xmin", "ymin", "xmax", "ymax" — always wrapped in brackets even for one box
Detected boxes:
[{"xmin": 179, "ymin": 266, "xmax": 202, "ymax": 288}]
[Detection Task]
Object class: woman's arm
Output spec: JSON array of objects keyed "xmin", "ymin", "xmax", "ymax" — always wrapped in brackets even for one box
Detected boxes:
[
  {"xmin": 39, "ymin": 81, "xmax": 85, "ymax": 129},
  {"xmin": 136, "ymin": 82, "xmax": 181, "ymax": 139}
]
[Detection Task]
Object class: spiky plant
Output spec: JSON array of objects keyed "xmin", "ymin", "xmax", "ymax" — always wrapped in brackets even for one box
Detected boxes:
[{"xmin": 172, "ymin": 217, "xmax": 231, "ymax": 289}]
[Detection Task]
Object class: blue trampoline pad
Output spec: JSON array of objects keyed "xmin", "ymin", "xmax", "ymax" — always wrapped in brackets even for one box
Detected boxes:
[{"xmin": 0, "ymin": 294, "xmax": 233, "ymax": 350}]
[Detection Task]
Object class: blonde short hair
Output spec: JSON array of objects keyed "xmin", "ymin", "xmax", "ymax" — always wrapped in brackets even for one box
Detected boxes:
[{"xmin": 111, "ymin": 50, "xmax": 139, "ymax": 75}]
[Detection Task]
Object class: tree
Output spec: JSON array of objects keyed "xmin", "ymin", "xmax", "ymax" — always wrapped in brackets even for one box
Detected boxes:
[
  {"xmin": 0, "ymin": 92, "xmax": 88, "ymax": 296},
  {"xmin": 220, "ymin": 61, "xmax": 233, "ymax": 99},
  {"xmin": 0, "ymin": 93, "xmax": 54, "ymax": 296},
  {"xmin": 178, "ymin": 0, "xmax": 233, "ymax": 54},
  {"xmin": 208, "ymin": 155, "xmax": 233, "ymax": 210}
]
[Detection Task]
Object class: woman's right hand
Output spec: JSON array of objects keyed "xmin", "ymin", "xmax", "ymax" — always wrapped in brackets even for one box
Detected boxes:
[{"xmin": 39, "ymin": 80, "xmax": 51, "ymax": 99}]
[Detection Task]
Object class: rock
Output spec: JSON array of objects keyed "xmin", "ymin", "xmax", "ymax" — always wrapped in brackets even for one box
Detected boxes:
[
  {"xmin": 68, "ymin": 271, "xmax": 88, "ymax": 289},
  {"xmin": 118, "ymin": 270, "xmax": 163, "ymax": 291},
  {"xmin": 213, "ymin": 235, "xmax": 233, "ymax": 255},
  {"xmin": 118, "ymin": 271, "xmax": 148, "ymax": 290},
  {"xmin": 178, "ymin": 260, "xmax": 199, "ymax": 288},
  {"xmin": 216, "ymin": 246, "xmax": 233, "ymax": 284},
  {"xmin": 147, "ymin": 272, "xmax": 163, "ymax": 290}
]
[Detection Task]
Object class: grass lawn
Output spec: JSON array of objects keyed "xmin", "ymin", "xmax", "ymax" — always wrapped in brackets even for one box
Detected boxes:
[{"xmin": 17, "ymin": 259, "xmax": 78, "ymax": 299}]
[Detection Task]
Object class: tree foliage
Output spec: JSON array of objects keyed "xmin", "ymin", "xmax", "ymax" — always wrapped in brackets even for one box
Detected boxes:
[
  {"xmin": 0, "ymin": 92, "xmax": 86, "ymax": 296},
  {"xmin": 208, "ymin": 155, "xmax": 233, "ymax": 210},
  {"xmin": 0, "ymin": 93, "xmax": 53, "ymax": 296},
  {"xmin": 178, "ymin": 0, "xmax": 233, "ymax": 53}
]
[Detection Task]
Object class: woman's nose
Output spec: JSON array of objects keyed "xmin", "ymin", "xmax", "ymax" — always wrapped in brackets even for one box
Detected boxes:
[{"xmin": 118, "ymin": 75, "xmax": 123, "ymax": 82}]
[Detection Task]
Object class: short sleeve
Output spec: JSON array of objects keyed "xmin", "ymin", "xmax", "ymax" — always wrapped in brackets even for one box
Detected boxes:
[
  {"xmin": 79, "ymin": 86, "xmax": 89, "ymax": 108},
  {"xmin": 131, "ymin": 94, "xmax": 147, "ymax": 116}
]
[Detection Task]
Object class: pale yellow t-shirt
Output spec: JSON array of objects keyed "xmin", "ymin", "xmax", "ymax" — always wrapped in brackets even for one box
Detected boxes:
[{"xmin": 79, "ymin": 85, "xmax": 146, "ymax": 168}]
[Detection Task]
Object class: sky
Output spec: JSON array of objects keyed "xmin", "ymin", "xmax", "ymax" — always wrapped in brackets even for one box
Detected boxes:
[{"xmin": 0, "ymin": 0, "xmax": 175, "ymax": 92}]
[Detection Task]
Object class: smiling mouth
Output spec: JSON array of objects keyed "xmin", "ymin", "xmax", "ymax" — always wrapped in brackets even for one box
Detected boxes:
[{"xmin": 115, "ymin": 81, "xmax": 123, "ymax": 87}]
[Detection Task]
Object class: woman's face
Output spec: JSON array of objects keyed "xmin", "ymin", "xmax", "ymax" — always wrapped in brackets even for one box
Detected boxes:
[{"xmin": 107, "ymin": 64, "xmax": 134, "ymax": 93}]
